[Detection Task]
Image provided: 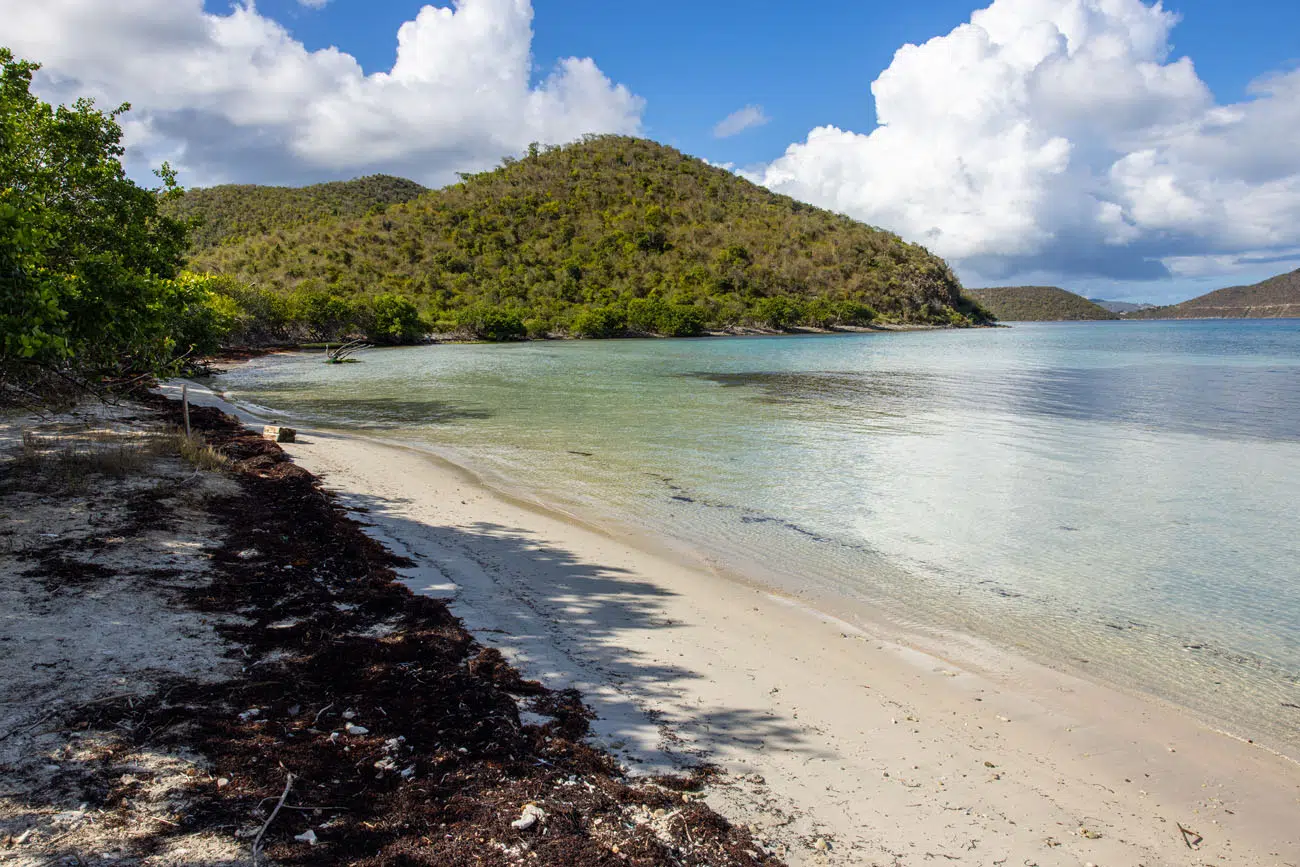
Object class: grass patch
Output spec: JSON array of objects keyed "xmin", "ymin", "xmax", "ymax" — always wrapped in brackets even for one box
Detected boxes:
[
  {"xmin": 171, "ymin": 430, "xmax": 229, "ymax": 472},
  {"xmin": 14, "ymin": 424, "xmax": 228, "ymax": 490},
  {"xmin": 19, "ymin": 429, "xmax": 156, "ymax": 482}
]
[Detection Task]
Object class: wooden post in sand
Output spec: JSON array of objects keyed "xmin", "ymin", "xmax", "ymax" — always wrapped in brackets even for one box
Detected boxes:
[{"xmin": 181, "ymin": 383, "xmax": 191, "ymax": 438}]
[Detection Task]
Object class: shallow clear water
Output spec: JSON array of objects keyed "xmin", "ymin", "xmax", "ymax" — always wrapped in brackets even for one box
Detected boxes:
[{"xmin": 214, "ymin": 321, "xmax": 1300, "ymax": 755}]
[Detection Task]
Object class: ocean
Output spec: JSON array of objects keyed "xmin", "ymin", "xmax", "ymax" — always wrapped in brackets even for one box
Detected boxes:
[{"xmin": 213, "ymin": 320, "xmax": 1300, "ymax": 756}]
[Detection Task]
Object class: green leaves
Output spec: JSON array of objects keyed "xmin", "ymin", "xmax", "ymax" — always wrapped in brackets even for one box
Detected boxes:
[
  {"xmin": 627, "ymin": 298, "xmax": 705, "ymax": 337},
  {"xmin": 454, "ymin": 305, "xmax": 526, "ymax": 341},
  {"xmin": 363, "ymin": 294, "xmax": 424, "ymax": 345},
  {"xmin": 2, "ymin": 47, "xmax": 194, "ymax": 384},
  {"xmin": 181, "ymin": 136, "xmax": 980, "ymax": 336}
]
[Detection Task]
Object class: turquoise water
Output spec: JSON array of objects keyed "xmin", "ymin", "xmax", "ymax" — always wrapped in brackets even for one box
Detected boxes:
[{"xmin": 214, "ymin": 321, "xmax": 1300, "ymax": 755}]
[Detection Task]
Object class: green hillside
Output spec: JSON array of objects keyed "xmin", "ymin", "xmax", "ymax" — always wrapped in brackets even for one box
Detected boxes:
[
  {"xmin": 190, "ymin": 136, "xmax": 984, "ymax": 339},
  {"xmin": 1129, "ymin": 270, "xmax": 1300, "ymax": 319},
  {"xmin": 965, "ymin": 286, "xmax": 1119, "ymax": 321},
  {"xmin": 163, "ymin": 175, "xmax": 428, "ymax": 249}
]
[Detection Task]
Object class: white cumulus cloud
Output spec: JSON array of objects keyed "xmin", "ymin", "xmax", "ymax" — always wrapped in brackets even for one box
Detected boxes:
[
  {"xmin": 0, "ymin": 0, "xmax": 644, "ymax": 186},
  {"xmin": 713, "ymin": 104, "xmax": 770, "ymax": 138},
  {"xmin": 753, "ymin": 0, "xmax": 1300, "ymax": 285}
]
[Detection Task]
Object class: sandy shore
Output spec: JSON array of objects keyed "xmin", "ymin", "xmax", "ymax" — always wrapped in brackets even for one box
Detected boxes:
[{"xmin": 170, "ymin": 380, "xmax": 1300, "ymax": 866}]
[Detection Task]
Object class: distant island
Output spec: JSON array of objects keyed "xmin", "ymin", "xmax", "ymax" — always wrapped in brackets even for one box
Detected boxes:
[
  {"xmin": 1090, "ymin": 299, "xmax": 1156, "ymax": 314},
  {"xmin": 964, "ymin": 271, "xmax": 1300, "ymax": 323},
  {"xmin": 174, "ymin": 136, "xmax": 988, "ymax": 342},
  {"xmin": 963, "ymin": 286, "xmax": 1118, "ymax": 321},
  {"xmin": 1128, "ymin": 270, "xmax": 1300, "ymax": 319}
]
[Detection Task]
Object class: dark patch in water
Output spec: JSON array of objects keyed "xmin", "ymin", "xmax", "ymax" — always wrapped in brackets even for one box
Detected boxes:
[
  {"xmin": 646, "ymin": 471, "xmax": 879, "ymax": 554},
  {"xmin": 685, "ymin": 370, "xmax": 940, "ymax": 408},
  {"xmin": 238, "ymin": 397, "xmax": 490, "ymax": 430},
  {"xmin": 739, "ymin": 515, "xmax": 832, "ymax": 543},
  {"xmin": 685, "ymin": 360, "xmax": 1300, "ymax": 444}
]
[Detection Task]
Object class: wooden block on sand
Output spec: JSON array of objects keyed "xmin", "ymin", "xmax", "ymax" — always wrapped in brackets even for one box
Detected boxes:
[{"xmin": 263, "ymin": 425, "xmax": 297, "ymax": 443}]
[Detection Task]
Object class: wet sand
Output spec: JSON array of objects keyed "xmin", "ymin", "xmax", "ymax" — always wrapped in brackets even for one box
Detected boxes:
[{"xmin": 169, "ymin": 380, "xmax": 1300, "ymax": 866}]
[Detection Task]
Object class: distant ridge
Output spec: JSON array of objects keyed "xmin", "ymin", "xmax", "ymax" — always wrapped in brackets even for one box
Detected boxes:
[
  {"xmin": 1090, "ymin": 299, "xmax": 1156, "ymax": 314},
  {"xmin": 164, "ymin": 175, "xmax": 429, "ymax": 249},
  {"xmin": 1129, "ymin": 270, "xmax": 1300, "ymax": 319},
  {"xmin": 965, "ymin": 286, "xmax": 1118, "ymax": 321}
]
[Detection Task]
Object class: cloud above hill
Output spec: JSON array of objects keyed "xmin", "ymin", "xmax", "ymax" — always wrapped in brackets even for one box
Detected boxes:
[
  {"xmin": 714, "ymin": 105, "xmax": 770, "ymax": 138},
  {"xmin": 0, "ymin": 0, "xmax": 644, "ymax": 186},
  {"xmin": 752, "ymin": 0, "xmax": 1300, "ymax": 284}
]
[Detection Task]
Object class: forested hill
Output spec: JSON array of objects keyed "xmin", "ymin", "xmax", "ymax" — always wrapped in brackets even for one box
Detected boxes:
[
  {"xmin": 191, "ymin": 136, "xmax": 984, "ymax": 336},
  {"xmin": 1129, "ymin": 270, "xmax": 1300, "ymax": 319},
  {"xmin": 964, "ymin": 286, "xmax": 1119, "ymax": 321},
  {"xmin": 163, "ymin": 175, "xmax": 428, "ymax": 249}
]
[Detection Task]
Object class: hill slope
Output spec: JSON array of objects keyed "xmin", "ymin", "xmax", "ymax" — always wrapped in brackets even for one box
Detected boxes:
[
  {"xmin": 1090, "ymin": 299, "xmax": 1155, "ymax": 314},
  {"xmin": 965, "ymin": 287, "xmax": 1119, "ymax": 321},
  {"xmin": 1129, "ymin": 270, "xmax": 1300, "ymax": 319},
  {"xmin": 164, "ymin": 175, "xmax": 428, "ymax": 249},
  {"xmin": 192, "ymin": 136, "xmax": 983, "ymax": 335}
]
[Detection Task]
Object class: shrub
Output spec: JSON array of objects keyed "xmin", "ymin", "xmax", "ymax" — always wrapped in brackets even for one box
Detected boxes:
[
  {"xmin": 167, "ymin": 273, "xmax": 240, "ymax": 357},
  {"xmin": 289, "ymin": 288, "xmax": 356, "ymax": 341},
  {"xmin": 835, "ymin": 300, "xmax": 878, "ymax": 325},
  {"xmin": 753, "ymin": 296, "xmax": 803, "ymax": 329},
  {"xmin": 523, "ymin": 317, "xmax": 552, "ymax": 339},
  {"xmin": 207, "ymin": 278, "xmax": 293, "ymax": 344},
  {"xmin": 627, "ymin": 298, "xmax": 706, "ymax": 337},
  {"xmin": 455, "ymin": 305, "xmax": 526, "ymax": 341},
  {"xmin": 569, "ymin": 306, "xmax": 626, "ymax": 338},
  {"xmin": 361, "ymin": 294, "xmax": 424, "ymax": 345}
]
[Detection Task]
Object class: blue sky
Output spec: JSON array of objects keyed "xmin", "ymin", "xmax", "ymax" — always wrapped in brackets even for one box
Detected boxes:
[
  {"xmin": 11, "ymin": 0, "xmax": 1300, "ymax": 301},
  {"xmin": 233, "ymin": 0, "xmax": 1300, "ymax": 175}
]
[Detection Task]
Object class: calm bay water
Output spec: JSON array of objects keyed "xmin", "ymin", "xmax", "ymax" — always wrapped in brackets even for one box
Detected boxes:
[{"xmin": 214, "ymin": 321, "xmax": 1300, "ymax": 754}]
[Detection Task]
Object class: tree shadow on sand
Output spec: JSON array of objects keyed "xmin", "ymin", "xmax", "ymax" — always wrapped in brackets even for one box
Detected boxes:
[{"xmin": 332, "ymin": 489, "xmax": 828, "ymax": 769}]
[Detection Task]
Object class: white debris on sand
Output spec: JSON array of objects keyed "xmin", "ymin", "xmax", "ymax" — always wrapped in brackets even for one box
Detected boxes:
[
  {"xmin": 510, "ymin": 804, "xmax": 547, "ymax": 831},
  {"xmin": 0, "ymin": 405, "xmax": 251, "ymax": 866}
]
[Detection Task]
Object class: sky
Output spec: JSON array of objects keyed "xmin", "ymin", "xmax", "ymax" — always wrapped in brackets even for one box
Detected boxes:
[{"xmin": 2, "ymin": 0, "xmax": 1298, "ymax": 303}]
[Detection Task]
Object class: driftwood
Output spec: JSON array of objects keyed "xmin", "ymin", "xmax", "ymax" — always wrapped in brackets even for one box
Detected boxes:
[
  {"xmin": 325, "ymin": 340, "xmax": 371, "ymax": 364},
  {"xmin": 1177, "ymin": 822, "xmax": 1203, "ymax": 850},
  {"xmin": 252, "ymin": 772, "xmax": 296, "ymax": 865},
  {"xmin": 262, "ymin": 425, "xmax": 297, "ymax": 443}
]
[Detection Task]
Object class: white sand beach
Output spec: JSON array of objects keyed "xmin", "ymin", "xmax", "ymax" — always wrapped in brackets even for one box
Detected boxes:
[{"xmin": 168, "ymin": 380, "xmax": 1300, "ymax": 866}]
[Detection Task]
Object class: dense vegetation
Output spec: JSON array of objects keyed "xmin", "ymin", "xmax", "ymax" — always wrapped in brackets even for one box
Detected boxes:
[
  {"xmin": 189, "ymin": 137, "xmax": 985, "ymax": 340},
  {"xmin": 162, "ymin": 175, "xmax": 427, "ymax": 250},
  {"xmin": 1128, "ymin": 270, "xmax": 1300, "ymax": 319},
  {"xmin": 3, "ymin": 43, "xmax": 981, "ymax": 396},
  {"xmin": 964, "ymin": 286, "xmax": 1118, "ymax": 321},
  {"xmin": 0, "ymin": 48, "xmax": 223, "ymax": 400}
]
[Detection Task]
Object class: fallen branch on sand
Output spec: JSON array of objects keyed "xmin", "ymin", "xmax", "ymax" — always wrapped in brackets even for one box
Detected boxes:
[
  {"xmin": 252, "ymin": 772, "xmax": 295, "ymax": 866},
  {"xmin": 1177, "ymin": 822, "xmax": 1203, "ymax": 850}
]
